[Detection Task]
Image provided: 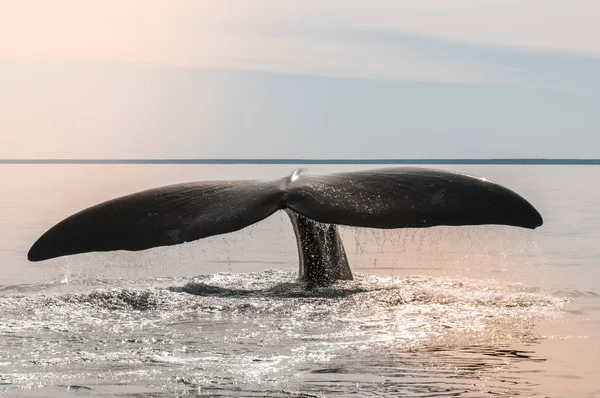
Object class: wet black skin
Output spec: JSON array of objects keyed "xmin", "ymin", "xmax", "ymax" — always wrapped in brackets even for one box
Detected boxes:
[
  {"xmin": 285, "ymin": 210, "xmax": 352, "ymax": 286},
  {"xmin": 28, "ymin": 168, "xmax": 543, "ymax": 286}
]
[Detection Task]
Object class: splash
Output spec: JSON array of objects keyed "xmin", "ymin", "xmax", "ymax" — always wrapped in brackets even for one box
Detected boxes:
[{"xmin": 0, "ymin": 268, "xmax": 564, "ymax": 396}]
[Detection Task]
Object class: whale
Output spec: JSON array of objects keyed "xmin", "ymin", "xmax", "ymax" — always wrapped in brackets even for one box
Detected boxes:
[{"xmin": 27, "ymin": 167, "xmax": 543, "ymax": 285}]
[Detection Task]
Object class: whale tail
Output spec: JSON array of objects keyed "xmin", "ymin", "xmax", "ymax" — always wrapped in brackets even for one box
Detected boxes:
[{"xmin": 28, "ymin": 167, "xmax": 542, "ymax": 284}]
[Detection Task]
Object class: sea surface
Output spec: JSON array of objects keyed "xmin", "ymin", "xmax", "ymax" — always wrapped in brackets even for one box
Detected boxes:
[{"xmin": 0, "ymin": 164, "xmax": 598, "ymax": 397}]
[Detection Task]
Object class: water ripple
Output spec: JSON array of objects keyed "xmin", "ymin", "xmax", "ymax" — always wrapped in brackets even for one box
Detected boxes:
[{"xmin": 0, "ymin": 270, "xmax": 565, "ymax": 397}]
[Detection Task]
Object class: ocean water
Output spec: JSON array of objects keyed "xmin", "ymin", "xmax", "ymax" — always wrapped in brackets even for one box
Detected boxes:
[{"xmin": 0, "ymin": 164, "xmax": 598, "ymax": 397}]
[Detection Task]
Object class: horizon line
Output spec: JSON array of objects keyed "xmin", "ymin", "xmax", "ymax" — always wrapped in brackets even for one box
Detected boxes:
[{"xmin": 1, "ymin": 158, "xmax": 600, "ymax": 165}]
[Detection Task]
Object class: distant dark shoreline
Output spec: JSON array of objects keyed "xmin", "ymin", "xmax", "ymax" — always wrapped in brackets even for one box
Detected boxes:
[{"xmin": 1, "ymin": 159, "xmax": 599, "ymax": 165}]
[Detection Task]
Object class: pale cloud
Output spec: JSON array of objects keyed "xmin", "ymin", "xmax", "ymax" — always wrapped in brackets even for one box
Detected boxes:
[
  {"xmin": 1, "ymin": 0, "xmax": 599, "ymax": 160},
  {"xmin": 1, "ymin": 0, "xmax": 598, "ymax": 83},
  {"xmin": 213, "ymin": 33, "xmax": 501, "ymax": 83},
  {"xmin": 257, "ymin": 0, "xmax": 600, "ymax": 56}
]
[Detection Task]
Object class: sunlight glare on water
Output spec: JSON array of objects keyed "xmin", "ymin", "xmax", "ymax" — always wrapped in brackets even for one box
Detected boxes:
[
  {"xmin": 0, "ymin": 164, "xmax": 598, "ymax": 397},
  {"xmin": 0, "ymin": 270, "xmax": 564, "ymax": 397}
]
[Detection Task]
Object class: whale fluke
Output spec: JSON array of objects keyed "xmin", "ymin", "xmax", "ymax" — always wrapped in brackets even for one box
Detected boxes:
[
  {"xmin": 27, "ymin": 179, "xmax": 286, "ymax": 262},
  {"xmin": 287, "ymin": 168, "xmax": 543, "ymax": 229},
  {"xmin": 28, "ymin": 167, "xmax": 542, "ymax": 285}
]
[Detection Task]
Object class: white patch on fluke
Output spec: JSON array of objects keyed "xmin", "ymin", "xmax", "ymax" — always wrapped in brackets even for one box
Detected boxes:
[{"xmin": 289, "ymin": 169, "xmax": 306, "ymax": 183}]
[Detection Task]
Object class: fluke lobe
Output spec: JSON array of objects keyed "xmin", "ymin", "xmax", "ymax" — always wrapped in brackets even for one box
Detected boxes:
[{"xmin": 28, "ymin": 167, "xmax": 543, "ymax": 285}]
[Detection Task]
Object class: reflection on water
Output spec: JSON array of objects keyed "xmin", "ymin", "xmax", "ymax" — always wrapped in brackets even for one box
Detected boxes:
[
  {"xmin": 1, "ymin": 164, "xmax": 600, "ymax": 397},
  {"xmin": 0, "ymin": 270, "xmax": 564, "ymax": 397},
  {"xmin": 300, "ymin": 346, "xmax": 548, "ymax": 398}
]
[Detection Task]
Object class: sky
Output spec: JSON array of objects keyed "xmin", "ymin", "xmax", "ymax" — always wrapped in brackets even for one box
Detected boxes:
[{"xmin": 1, "ymin": 0, "xmax": 599, "ymax": 159}]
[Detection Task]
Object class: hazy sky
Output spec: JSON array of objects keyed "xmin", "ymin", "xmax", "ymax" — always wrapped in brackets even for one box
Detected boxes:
[{"xmin": 1, "ymin": 1, "xmax": 599, "ymax": 158}]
